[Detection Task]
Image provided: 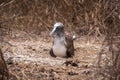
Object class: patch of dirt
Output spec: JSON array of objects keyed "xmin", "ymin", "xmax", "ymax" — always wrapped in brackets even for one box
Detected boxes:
[{"xmin": 1, "ymin": 31, "xmax": 105, "ymax": 80}]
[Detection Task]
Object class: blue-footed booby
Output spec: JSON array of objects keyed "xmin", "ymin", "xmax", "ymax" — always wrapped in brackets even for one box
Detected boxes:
[{"xmin": 50, "ymin": 22, "xmax": 74, "ymax": 58}]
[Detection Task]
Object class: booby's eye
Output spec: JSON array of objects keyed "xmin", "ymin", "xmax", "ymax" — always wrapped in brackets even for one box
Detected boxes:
[
  {"xmin": 56, "ymin": 27, "xmax": 59, "ymax": 30},
  {"xmin": 55, "ymin": 27, "xmax": 59, "ymax": 32}
]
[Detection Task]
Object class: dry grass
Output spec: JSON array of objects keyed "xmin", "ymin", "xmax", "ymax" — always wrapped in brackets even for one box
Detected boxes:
[
  {"xmin": 0, "ymin": 0, "xmax": 120, "ymax": 80},
  {"xmin": 1, "ymin": 31, "xmax": 104, "ymax": 80}
]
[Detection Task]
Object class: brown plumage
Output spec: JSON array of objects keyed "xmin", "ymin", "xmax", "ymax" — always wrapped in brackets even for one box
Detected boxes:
[
  {"xmin": 50, "ymin": 22, "xmax": 74, "ymax": 58},
  {"xmin": 0, "ymin": 49, "xmax": 9, "ymax": 80},
  {"xmin": 65, "ymin": 36, "xmax": 74, "ymax": 57}
]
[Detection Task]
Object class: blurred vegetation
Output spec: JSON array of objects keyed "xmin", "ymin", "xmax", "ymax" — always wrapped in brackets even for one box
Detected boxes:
[
  {"xmin": 0, "ymin": 0, "xmax": 120, "ymax": 80},
  {"xmin": 0, "ymin": 0, "xmax": 119, "ymax": 35}
]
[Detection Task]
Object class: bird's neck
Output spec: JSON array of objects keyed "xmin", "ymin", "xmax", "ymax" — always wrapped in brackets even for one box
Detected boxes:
[
  {"xmin": 55, "ymin": 32, "xmax": 65, "ymax": 38},
  {"xmin": 54, "ymin": 33, "xmax": 66, "ymax": 45}
]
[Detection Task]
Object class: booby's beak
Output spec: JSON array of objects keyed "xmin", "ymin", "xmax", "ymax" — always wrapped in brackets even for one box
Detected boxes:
[{"xmin": 50, "ymin": 27, "xmax": 57, "ymax": 37}]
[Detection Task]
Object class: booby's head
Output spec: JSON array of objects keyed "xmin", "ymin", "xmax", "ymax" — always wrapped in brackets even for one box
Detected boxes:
[{"xmin": 50, "ymin": 22, "xmax": 64, "ymax": 37}]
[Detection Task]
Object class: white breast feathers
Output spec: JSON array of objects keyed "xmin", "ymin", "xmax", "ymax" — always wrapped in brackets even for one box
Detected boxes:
[{"xmin": 53, "ymin": 38, "xmax": 67, "ymax": 57}]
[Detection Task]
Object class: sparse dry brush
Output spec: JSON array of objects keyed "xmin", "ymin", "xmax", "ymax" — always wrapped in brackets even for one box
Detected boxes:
[{"xmin": 0, "ymin": 0, "xmax": 120, "ymax": 80}]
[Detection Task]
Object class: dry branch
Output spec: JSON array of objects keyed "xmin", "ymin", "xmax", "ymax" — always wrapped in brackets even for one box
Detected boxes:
[{"xmin": 0, "ymin": 49, "xmax": 9, "ymax": 80}]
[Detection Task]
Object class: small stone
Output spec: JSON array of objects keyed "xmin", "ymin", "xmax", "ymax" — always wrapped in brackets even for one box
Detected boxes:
[
  {"xmin": 7, "ymin": 57, "xmax": 14, "ymax": 65},
  {"xmin": 68, "ymin": 71, "xmax": 78, "ymax": 76}
]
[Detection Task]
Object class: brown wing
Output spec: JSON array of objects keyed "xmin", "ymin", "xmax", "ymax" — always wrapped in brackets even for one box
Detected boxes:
[
  {"xmin": 50, "ymin": 48, "xmax": 56, "ymax": 57},
  {"xmin": 49, "ymin": 41, "xmax": 56, "ymax": 57},
  {"xmin": 65, "ymin": 36, "xmax": 74, "ymax": 57},
  {"xmin": 0, "ymin": 49, "xmax": 9, "ymax": 80}
]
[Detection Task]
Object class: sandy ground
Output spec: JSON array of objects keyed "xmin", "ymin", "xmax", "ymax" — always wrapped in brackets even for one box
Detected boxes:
[{"xmin": 1, "ymin": 31, "xmax": 105, "ymax": 80}]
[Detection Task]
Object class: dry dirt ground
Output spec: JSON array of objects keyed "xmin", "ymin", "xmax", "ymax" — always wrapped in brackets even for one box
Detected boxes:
[{"xmin": 1, "ymin": 31, "xmax": 105, "ymax": 80}]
